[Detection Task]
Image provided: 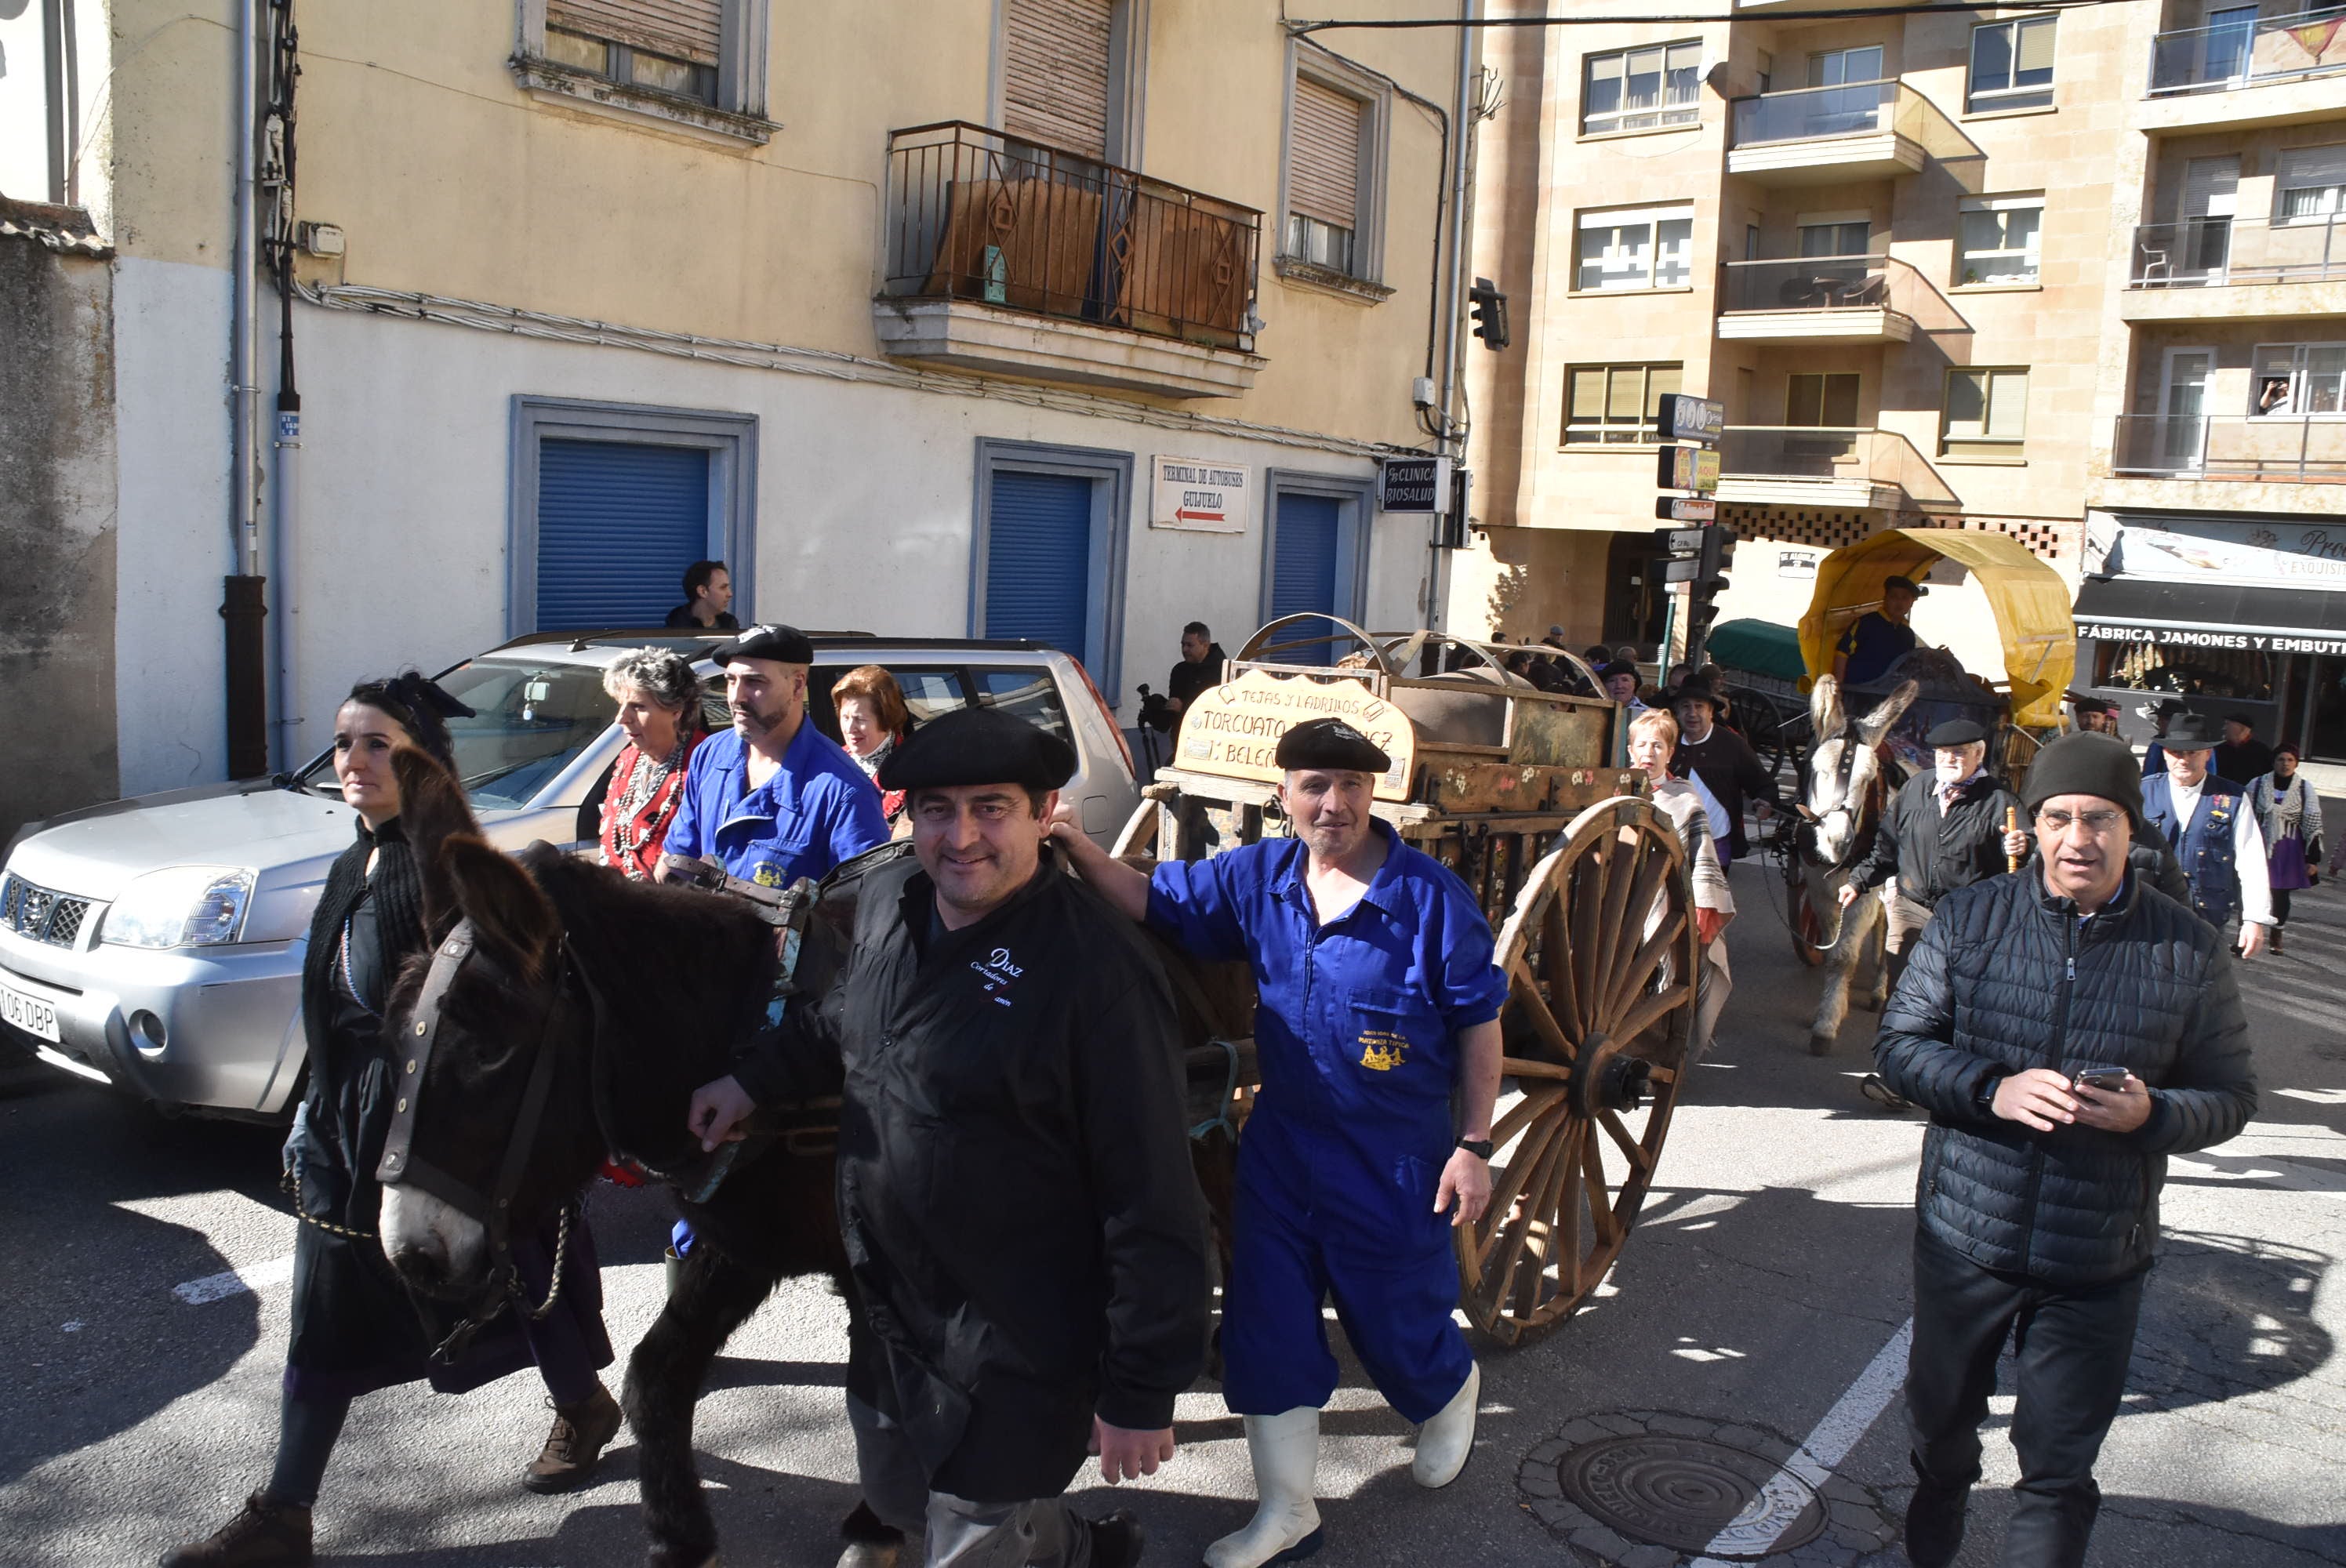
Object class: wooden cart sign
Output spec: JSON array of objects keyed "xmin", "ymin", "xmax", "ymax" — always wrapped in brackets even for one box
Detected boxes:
[{"xmin": 1175, "ymin": 670, "xmax": 1416, "ymax": 801}]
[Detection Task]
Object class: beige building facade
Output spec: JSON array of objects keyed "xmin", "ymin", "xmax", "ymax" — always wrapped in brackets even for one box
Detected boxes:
[{"xmin": 1454, "ymin": 0, "xmax": 2346, "ymax": 759}]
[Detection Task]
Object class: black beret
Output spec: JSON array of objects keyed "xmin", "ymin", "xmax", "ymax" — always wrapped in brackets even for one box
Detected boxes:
[
  {"xmin": 1599, "ymin": 660, "xmax": 1640, "ymax": 682},
  {"xmin": 2163, "ymin": 713, "xmax": 2221, "ymax": 748},
  {"xmin": 1275, "ymin": 717, "xmax": 1391, "ymax": 774},
  {"xmin": 876, "ymin": 706, "xmax": 1075, "ymax": 794},
  {"xmin": 1926, "ymin": 718, "xmax": 1988, "ymax": 746},
  {"xmin": 712, "ymin": 623, "xmax": 814, "ymax": 666}
]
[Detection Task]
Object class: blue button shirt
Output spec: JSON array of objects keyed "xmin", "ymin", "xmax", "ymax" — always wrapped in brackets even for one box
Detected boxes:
[
  {"xmin": 1146, "ymin": 822, "xmax": 1508, "ymax": 1143},
  {"xmin": 663, "ymin": 720, "xmax": 888, "ymax": 889},
  {"xmin": 1836, "ymin": 610, "xmax": 1919, "ymax": 686}
]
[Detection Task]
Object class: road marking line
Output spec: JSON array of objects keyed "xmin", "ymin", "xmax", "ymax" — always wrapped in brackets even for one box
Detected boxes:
[
  {"xmin": 1690, "ymin": 1316, "xmax": 1912, "ymax": 1565},
  {"xmin": 172, "ymin": 1254, "xmax": 295, "ymax": 1305}
]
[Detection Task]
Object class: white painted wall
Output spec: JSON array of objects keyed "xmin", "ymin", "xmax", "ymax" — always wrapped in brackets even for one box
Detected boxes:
[
  {"xmin": 277, "ymin": 306, "xmax": 1426, "ymax": 746},
  {"xmin": 0, "ymin": 2, "xmax": 52, "ymax": 201},
  {"xmin": 114, "ymin": 256, "xmax": 234, "ymax": 795}
]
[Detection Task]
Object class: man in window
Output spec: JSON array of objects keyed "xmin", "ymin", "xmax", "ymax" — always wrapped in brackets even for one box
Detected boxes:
[
  {"xmin": 666, "ymin": 560, "xmax": 739, "ymax": 630},
  {"xmin": 1832, "ymin": 575, "xmax": 1924, "ymax": 687}
]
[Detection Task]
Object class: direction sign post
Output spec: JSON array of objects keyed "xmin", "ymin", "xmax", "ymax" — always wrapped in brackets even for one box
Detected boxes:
[
  {"xmin": 1656, "ymin": 393, "xmax": 1725, "ymax": 445},
  {"xmin": 1656, "ymin": 497, "xmax": 1717, "ymax": 523}
]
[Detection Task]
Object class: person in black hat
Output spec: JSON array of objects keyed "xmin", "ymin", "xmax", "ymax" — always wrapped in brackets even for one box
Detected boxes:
[
  {"xmin": 658, "ymin": 623, "xmax": 888, "ymax": 892},
  {"xmin": 1841, "ymin": 717, "xmax": 2024, "ymax": 992},
  {"xmin": 2141, "ymin": 712, "xmax": 2272, "ymax": 955},
  {"xmin": 1600, "ymin": 659, "xmax": 1650, "ymax": 713},
  {"xmin": 2137, "ymin": 697, "xmax": 2186, "ymax": 778},
  {"xmin": 1051, "ymin": 712, "xmax": 1506, "ymax": 1567},
  {"xmin": 688, "ymin": 706, "xmax": 1210, "ymax": 1568},
  {"xmin": 2067, "ymin": 695, "xmax": 2118, "ymax": 736},
  {"xmin": 1668, "ymin": 678, "xmax": 1776, "ymax": 861},
  {"xmin": 1872, "ymin": 730, "xmax": 2254, "ymax": 1568},
  {"xmin": 2214, "ymin": 713, "xmax": 2275, "ymax": 789},
  {"xmin": 1833, "ymin": 574, "xmax": 1925, "ymax": 687}
]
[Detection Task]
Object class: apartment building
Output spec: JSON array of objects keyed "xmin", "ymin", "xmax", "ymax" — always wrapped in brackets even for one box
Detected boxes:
[
  {"xmin": 0, "ymin": 0, "xmax": 1469, "ymax": 837},
  {"xmin": 1454, "ymin": 0, "xmax": 2346, "ymax": 760}
]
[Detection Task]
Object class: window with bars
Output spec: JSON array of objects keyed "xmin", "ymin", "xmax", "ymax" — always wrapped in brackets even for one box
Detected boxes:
[
  {"xmin": 1563, "ymin": 363, "xmax": 1683, "ymax": 445},
  {"xmin": 2277, "ymin": 145, "xmax": 2346, "ymax": 223},
  {"xmin": 1581, "ymin": 41, "xmax": 1703, "ymax": 136},
  {"xmin": 1786, "ymin": 372, "xmax": 1861, "ymax": 426},
  {"xmin": 1283, "ymin": 55, "xmax": 1388, "ymax": 282},
  {"xmin": 543, "ymin": 0, "xmax": 724, "ymax": 103},
  {"xmin": 1574, "ymin": 205, "xmax": 1694, "ymax": 291},
  {"xmin": 1956, "ymin": 194, "xmax": 2043, "ymax": 285},
  {"xmin": 1968, "ymin": 16, "xmax": 2057, "ymax": 112},
  {"xmin": 2251, "ymin": 344, "xmax": 2346, "ymax": 416},
  {"xmin": 1942, "ymin": 367, "xmax": 2028, "ymax": 456}
]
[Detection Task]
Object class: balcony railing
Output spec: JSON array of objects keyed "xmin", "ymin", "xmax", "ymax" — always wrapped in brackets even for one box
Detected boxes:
[
  {"xmin": 1727, "ymin": 79, "xmax": 1964, "ymax": 155},
  {"xmin": 1716, "ymin": 253, "xmax": 1966, "ymax": 328},
  {"xmin": 1720, "ymin": 426, "xmax": 1959, "ymax": 506},
  {"xmin": 2112, "ymin": 416, "xmax": 2346, "ymax": 481},
  {"xmin": 2130, "ymin": 214, "xmax": 2346, "ymax": 287},
  {"xmin": 881, "ymin": 121, "xmax": 1260, "ymax": 351},
  {"xmin": 2148, "ymin": 5, "xmax": 2346, "ymax": 94}
]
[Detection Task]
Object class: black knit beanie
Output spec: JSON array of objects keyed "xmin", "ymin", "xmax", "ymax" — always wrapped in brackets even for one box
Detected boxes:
[{"xmin": 2022, "ymin": 732, "xmax": 2144, "ymax": 820}]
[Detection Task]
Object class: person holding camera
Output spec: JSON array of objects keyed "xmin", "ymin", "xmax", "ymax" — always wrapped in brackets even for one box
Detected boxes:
[{"xmin": 1872, "ymin": 732, "xmax": 2255, "ymax": 1568}]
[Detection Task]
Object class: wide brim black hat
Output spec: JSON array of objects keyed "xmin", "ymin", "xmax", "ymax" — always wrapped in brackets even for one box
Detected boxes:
[
  {"xmin": 2163, "ymin": 713, "xmax": 2222, "ymax": 748},
  {"xmin": 876, "ymin": 705, "xmax": 1076, "ymax": 793},
  {"xmin": 1662, "ymin": 680, "xmax": 1723, "ymax": 711},
  {"xmin": 712, "ymin": 623, "xmax": 815, "ymax": 666}
]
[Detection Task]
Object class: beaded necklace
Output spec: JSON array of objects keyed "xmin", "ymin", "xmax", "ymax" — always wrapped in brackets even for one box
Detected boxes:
[{"xmin": 608, "ymin": 735, "xmax": 692, "ymax": 876}]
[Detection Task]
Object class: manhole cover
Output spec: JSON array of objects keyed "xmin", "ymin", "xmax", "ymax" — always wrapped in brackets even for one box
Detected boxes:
[{"xmin": 1556, "ymin": 1433, "xmax": 1827, "ymax": 1558}]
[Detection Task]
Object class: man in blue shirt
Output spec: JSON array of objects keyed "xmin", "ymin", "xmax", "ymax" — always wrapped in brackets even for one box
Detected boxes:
[
  {"xmin": 1053, "ymin": 717, "xmax": 1507, "ymax": 1568},
  {"xmin": 1833, "ymin": 573, "xmax": 1924, "ymax": 687},
  {"xmin": 659, "ymin": 623, "xmax": 889, "ymax": 891}
]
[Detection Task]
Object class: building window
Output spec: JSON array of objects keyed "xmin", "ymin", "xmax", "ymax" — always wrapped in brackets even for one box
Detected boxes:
[
  {"xmin": 1968, "ymin": 16, "xmax": 2056, "ymax": 112},
  {"xmin": 1564, "ymin": 363, "xmax": 1683, "ymax": 445},
  {"xmin": 1956, "ymin": 194, "xmax": 2043, "ymax": 285},
  {"xmin": 543, "ymin": 18, "xmax": 716, "ymax": 102},
  {"xmin": 518, "ymin": 0, "xmax": 772, "ymax": 136},
  {"xmin": 1808, "ymin": 45, "xmax": 1884, "ymax": 87},
  {"xmin": 2251, "ymin": 344, "xmax": 2346, "ymax": 415},
  {"xmin": 1574, "ymin": 205, "xmax": 1694, "ymax": 291},
  {"xmin": 1797, "ymin": 214, "xmax": 1872, "ymax": 257},
  {"xmin": 1582, "ymin": 41, "xmax": 1702, "ymax": 136},
  {"xmin": 2277, "ymin": 145, "xmax": 2346, "ymax": 223},
  {"xmin": 1282, "ymin": 49, "xmax": 1390, "ymax": 283},
  {"xmin": 1787, "ymin": 372, "xmax": 1861, "ymax": 426},
  {"xmin": 1942, "ymin": 368, "xmax": 2028, "ymax": 456}
]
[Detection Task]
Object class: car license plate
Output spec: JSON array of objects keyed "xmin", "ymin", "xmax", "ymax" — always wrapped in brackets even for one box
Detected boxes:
[{"xmin": 0, "ymin": 978, "xmax": 60, "ymax": 1043}]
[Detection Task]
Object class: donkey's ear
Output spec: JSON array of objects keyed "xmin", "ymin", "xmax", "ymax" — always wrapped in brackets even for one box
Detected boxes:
[
  {"xmin": 390, "ymin": 747, "xmax": 481, "ymax": 938},
  {"xmin": 442, "ymin": 834, "xmax": 559, "ymax": 984},
  {"xmin": 1810, "ymin": 674, "xmax": 1845, "ymax": 739},
  {"xmin": 1858, "ymin": 679, "xmax": 1920, "ymax": 747}
]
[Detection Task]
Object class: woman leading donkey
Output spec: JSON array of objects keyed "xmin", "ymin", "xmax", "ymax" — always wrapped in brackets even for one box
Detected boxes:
[{"xmin": 165, "ymin": 673, "xmax": 619, "ymax": 1568}]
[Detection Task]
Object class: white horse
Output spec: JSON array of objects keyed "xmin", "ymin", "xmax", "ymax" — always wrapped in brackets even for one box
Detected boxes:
[{"xmin": 1793, "ymin": 675, "xmax": 1918, "ymax": 1056}]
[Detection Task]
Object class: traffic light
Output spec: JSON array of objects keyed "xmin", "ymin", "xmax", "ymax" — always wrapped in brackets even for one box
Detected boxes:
[
  {"xmin": 1695, "ymin": 525, "xmax": 1738, "ymax": 597},
  {"xmin": 1468, "ymin": 277, "xmax": 1510, "ymax": 350}
]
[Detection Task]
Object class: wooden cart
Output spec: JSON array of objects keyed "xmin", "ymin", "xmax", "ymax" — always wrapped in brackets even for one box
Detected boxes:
[{"xmin": 1132, "ymin": 615, "xmax": 1701, "ymax": 1347}]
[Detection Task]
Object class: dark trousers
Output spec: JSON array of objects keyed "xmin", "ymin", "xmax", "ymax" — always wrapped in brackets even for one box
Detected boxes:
[{"xmin": 1906, "ymin": 1225, "xmax": 2146, "ymax": 1568}]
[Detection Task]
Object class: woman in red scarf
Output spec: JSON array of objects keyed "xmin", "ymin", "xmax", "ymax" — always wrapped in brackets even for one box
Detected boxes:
[{"xmin": 600, "ymin": 648, "xmax": 708, "ymax": 880}]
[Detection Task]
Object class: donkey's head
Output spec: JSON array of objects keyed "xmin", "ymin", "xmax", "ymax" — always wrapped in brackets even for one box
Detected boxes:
[{"xmin": 1800, "ymin": 676, "xmax": 1917, "ymax": 867}]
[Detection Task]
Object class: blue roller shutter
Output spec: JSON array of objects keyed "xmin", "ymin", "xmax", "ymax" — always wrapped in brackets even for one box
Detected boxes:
[
  {"xmin": 536, "ymin": 438, "xmax": 711, "ymax": 631},
  {"xmin": 984, "ymin": 470, "xmax": 1094, "ymax": 655},
  {"xmin": 1269, "ymin": 492, "xmax": 1342, "ymax": 664}
]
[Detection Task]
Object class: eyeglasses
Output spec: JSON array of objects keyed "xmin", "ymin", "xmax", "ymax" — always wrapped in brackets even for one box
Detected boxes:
[{"xmin": 2036, "ymin": 809, "xmax": 2124, "ymax": 835}]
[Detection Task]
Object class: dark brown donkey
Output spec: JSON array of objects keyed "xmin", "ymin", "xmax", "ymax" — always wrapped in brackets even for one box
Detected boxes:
[{"xmin": 370, "ymin": 748, "xmax": 899, "ymax": 1568}]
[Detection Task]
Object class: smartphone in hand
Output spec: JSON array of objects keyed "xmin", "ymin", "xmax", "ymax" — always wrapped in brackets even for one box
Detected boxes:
[{"xmin": 2073, "ymin": 1066, "xmax": 2128, "ymax": 1094}]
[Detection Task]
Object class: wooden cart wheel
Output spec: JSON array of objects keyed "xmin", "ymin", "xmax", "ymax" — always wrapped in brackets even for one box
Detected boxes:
[{"xmin": 1457, "ymin": 795, "xmax": 1699, "ymax": 1345}]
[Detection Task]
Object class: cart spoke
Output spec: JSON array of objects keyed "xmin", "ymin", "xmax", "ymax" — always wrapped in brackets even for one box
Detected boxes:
[
  {"xmin": 1614, "ymin": 978, "xmax": 1693, "ymax": 1048},
  {"xmin": 1584, "ymin": 1133, "xmax": 1622, "ymax": 1245},
  {"xmin": 1597, "ymin": 1109, "xmax": 1652, "ymax": 1174},
  {"xmin": 1491, "ymin": 1082, "xmax": 1561, "ymax": 1151},
  {"xmin": 1600, "ymin": 913, "xmax": 1684, "ymax": 1033},
  {"xmin": 1477, "ymin": 1108, "xmax": 1560, "ymax": 1256},
  {"xmin": 1483, "ymin": 1112, "xmax": 1569, "ymax": 1306},
  {"xmin": 1509, "ymin": 956, "xmax": 1580, "ymax": 1060}
]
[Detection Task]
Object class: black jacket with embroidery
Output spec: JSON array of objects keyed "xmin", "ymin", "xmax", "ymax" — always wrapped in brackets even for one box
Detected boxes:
[{"xmin": 733, "ymin": 844, "xmax": 1211, "ymax": 1502}]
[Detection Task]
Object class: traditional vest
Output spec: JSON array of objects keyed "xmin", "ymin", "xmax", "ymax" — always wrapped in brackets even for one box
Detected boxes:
[{"xmin": 2142, "ymin": 771, "xmax": 2243, "ymax": 925}]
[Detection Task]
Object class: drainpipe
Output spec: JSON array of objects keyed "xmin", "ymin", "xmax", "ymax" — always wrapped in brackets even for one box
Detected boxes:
[
  {"xmin": 223, "ymin": 0, "xmax": 271, "ymax": 779},
  {"xmin": 1427, "ymin": 0, "xmax": 1478, "ymax": 638}
]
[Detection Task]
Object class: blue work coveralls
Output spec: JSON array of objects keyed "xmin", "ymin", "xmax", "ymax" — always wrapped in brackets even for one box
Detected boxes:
[
  {"xmin": 1148, "ymin": 822, "xmax": 1508, "ymax": 1421},
  {"xmin": 663, "ymin": 721, "xmax": 889, "ymax": 888}
]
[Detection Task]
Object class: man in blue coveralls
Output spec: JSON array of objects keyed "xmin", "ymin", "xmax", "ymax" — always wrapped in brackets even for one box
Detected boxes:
[
  {"xmin": 659, "ymin": 622, "xmax": 890, "ymax": 891},
  {"xmin": 1053, "ymin": 716, "xmax": 1506, "ymax": 1568}
]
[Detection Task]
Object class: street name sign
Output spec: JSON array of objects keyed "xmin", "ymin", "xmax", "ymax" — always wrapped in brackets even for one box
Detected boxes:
[
  {"xmin": 1149, "ymin": 456, "xmax": 1249, "ymax": 533},
  {"xmin": 1656, "ymin": 498, "xmax": 1718, "ymax": 523}
]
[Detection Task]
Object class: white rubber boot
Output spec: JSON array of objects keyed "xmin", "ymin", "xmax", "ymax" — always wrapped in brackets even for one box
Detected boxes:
[
  {"xmin": 1204, "ymin": 1406, "xmax": 1325, "ymax": 1568},
  {"xmin": 1411, "ymin": 1362, "xmax": 1480, "ymax": 1489}
]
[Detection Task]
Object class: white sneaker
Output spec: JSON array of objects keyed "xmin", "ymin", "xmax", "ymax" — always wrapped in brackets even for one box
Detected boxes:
[
  {"xmin": 1411, "ymin": 1363, "xmax": 1480, "ymax": 1489},
  {"xmin": 1204, "ymin": 1406, "xmax": 1325, "ymax": 1568}
]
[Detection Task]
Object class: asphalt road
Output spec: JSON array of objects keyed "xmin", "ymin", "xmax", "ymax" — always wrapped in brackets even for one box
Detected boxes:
[{"xmin": 2, "ymin": 858, "xmax": 2341, "ymax": 1568}]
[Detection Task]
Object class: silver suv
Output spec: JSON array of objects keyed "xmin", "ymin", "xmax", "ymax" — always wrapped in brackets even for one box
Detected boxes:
[{"xmin": 0, "ymin": 633, "xmax": 1138, "ymax": 1119}]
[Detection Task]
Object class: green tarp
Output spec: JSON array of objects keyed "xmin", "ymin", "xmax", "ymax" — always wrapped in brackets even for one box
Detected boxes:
[{"xmin": 1705, "ymin": 618, "xmax": 1807, "ymax": 682}]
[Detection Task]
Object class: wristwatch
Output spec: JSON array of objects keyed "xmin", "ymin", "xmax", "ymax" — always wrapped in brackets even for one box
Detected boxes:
[
  {"xmin": 1974, "ymin": 1074, "xmax": 2004, "ymax": 1120},
  {"xmin": 1457, "ymin": 1137, "xmax": 1495, "ymax": 1160}
]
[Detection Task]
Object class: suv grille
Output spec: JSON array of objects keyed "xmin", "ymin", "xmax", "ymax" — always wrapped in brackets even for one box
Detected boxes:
[{"xmin": 0, "ymin": 876, "xmax": 93, "ymax": 948}]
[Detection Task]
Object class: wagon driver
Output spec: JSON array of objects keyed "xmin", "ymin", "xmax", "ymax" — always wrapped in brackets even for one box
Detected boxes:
[{"xmin": 1054, "ymin": 716, "xmax": 1506, "ymax": 1568}]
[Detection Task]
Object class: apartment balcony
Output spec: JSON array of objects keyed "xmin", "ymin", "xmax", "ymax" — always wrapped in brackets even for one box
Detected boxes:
[
  {"xmin": 2112, "ymin": 416, "xmax": 2346, "ymax": 481},
  {"xmin": 1716, "ymin": 426, "xmax": 1959, "ymax": 510},
  {"xmin": 2122, "ymin": 215, "xmax": 2346, "ymax": 321},
  {"xmin": 1725, "ymin": 82, "xmax": 1964, "ymax": 186},
  {"xmin": 2148, "ymin": 5, "xmax": 2346, "ymax": 96},
  {"xmin": 1716, "ymin": 255, "xmax": 1941, "ymax": 343},
  {"xmin": 875, "ymin": 121, "xmax": 1265, "ymax": 399}
]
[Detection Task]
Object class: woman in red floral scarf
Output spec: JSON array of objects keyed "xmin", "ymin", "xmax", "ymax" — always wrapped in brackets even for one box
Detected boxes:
[{"xmin": 599, "ymin": 648, "xmax": 708, "ymax": 880}]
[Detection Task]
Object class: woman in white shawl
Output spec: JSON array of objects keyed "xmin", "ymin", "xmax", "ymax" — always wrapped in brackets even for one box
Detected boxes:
[
  {"xmin": 1629, "ymin": 707, "xmax": 1734, "ymax": 1057},
  {"xmin": 2249, "ymin": 742, "xmax": 2322, "ymax": 954}
]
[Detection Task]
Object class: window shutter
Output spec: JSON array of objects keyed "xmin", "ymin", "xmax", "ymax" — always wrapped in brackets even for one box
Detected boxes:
[
  {"xmin": 536, "ymin": 440, "xmax": 713, "ymax": 632},
  {"xmin": 1269, "ymin": 495, "xmax": 1344, "ymax": 664},
  {"xmin": 2184, "ymin": 154, "xmax": 2241, "ymax": 218},
  {"xmin": 984, "ymin": 470, "xmax": 1095, "ymax": 657},
  {"xmin": 1003, "ymin": 0, "xmax": 1115, "ymax": 160},
  {"xmin": 548, "ymin": 0, "xmax": 724, "ymax": 65},
  {"xmin": 1289, "ymin": 77, "xmax": 1363, "ymax": 229},
  {"xmin": 2015, "ymin": 17, "xmax": 2057, "ymax": 77},
  {"xmin": 2281, "ymin": 143, "xmax": 2346, "ymax": 188}
]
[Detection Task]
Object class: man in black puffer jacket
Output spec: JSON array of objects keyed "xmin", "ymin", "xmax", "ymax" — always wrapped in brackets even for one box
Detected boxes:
[{"xmin": 1874, "ymin": 731, "xmax": 2255, "ymax": 1568}]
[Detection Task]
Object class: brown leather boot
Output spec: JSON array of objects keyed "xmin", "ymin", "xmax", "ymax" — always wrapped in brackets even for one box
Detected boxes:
[
  {"xmin": 524, "ymin": 1383, "xmax": 624, "ymax": 1494},
  {"xmin": 159, "ymin": 1492, "xmax": 313, "ymax": 1566}
]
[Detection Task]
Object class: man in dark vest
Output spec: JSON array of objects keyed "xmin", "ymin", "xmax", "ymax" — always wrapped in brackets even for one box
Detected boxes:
[{"xmin": 2140, "ymin": 713, "xmax": 2272, "ymax": 957}]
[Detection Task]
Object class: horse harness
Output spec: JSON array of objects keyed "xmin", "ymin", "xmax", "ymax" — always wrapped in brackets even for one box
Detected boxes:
[{"xmin": 1789, "ymin": 729, "xmax": 1890, "ymax": 952}]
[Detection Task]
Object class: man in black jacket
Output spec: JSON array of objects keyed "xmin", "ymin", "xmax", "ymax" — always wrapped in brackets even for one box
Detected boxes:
[
  {"xmin": 1874, "ymin": 731, "xmax": 2256, "ymax": 1568},
  {"xmin": 687, "ymin": 708, "xmax": 1211, "ymax": 1568},
  {"xmin": 1839, "ymin": 719, "xmax": 2021, "ymax": 988},
  {"xmin": 1669, "ymin": 679, "xmax": 1775, "ymax": 860}
]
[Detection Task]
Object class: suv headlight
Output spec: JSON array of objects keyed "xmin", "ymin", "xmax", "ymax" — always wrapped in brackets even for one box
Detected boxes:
[{"xmin": 101, "ymin": 866, "xmax": 257, "ymax": 949}]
